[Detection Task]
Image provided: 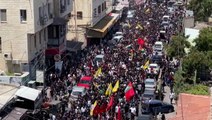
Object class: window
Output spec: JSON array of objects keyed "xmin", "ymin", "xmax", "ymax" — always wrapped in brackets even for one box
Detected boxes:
[
  {"xmin": 102, "ymin": 3, "xmax": 104, "ymax": 12},
  {"xmin": 34, "ymin": 35, "xmax": 36, "ymax": 48},
  {"xmin": 98, "ymin": 5, "xmax": 101, "ymax": 14},
  {"xmin": 44, "ymin": 29, "xmax": 46, "ymax": 41},
  {"xmin": 20, "ymin": 10, "xmax": 27, "ymax": 22},
  {"xmin": 0, "ymin": 37, "xmax": 2, "ymax": 53},
  {"xmin": 39, "ymin": 31, "xmax": 42, "ymax": 44},
  {"xmin": 104, "ymin": 2, "xmax": 107, "ymax": 10},
  {"xmin": 0, "ymin": 9, "xmax": 7, "ymax": 22},
  {"xmin": 93, "ymin": 8, "xmax": 97, "ymax": 17},
  {"xmin": 67, "ymin": 0, "xmax": 70, "ymax": 5},
  {"xmin": 77, "ymin": 11, "xmax": 83, "ymax": 19}
]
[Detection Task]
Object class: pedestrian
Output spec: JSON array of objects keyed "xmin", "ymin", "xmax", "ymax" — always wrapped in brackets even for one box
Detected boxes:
[{"xmin": 169, "ymin": 92, "xmax": 175, "ymax": 104}]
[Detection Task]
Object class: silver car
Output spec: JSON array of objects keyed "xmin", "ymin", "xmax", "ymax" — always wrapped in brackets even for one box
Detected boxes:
[
  {"xmin": 145, "ymin": 78, "xmax": 156, "ymax": 89},
  {"xmin": 70, "ymin": 86, "xmax": 86, "ymax": 101}
]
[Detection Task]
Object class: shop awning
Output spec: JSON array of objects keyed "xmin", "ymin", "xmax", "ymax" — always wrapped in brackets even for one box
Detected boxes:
[
  {"xmin": 15, "ymin": 86, "xmax": 41, "ymax": 101},
  {"xmin": 86, "ymin": 14, "xmax": 119, "ymax": 38}
]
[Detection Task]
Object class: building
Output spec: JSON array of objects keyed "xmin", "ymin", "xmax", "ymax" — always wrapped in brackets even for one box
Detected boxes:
[
  {"xmin": 67, "ymin": 0, "xmax": 120, "ymax": 48},
  {"xmin": 45, "ymin": 0, "xmax": 72, "ymax": 69},
  {"xmin": 0, "ymin": 84, "xmax": 19, "ymax": 118},
  {"xmin": 0, "ymin": 0, "xmax": 72, "ymax": 80}
]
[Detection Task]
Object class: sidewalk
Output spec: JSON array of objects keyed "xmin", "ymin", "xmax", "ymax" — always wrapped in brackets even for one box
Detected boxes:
[{"xmin": 161, "ymin": 86, "xmax": 177, "ymax": 119}]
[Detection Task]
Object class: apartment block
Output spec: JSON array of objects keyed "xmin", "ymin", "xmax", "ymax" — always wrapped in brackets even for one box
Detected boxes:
[
  {"xmin": 67, "ymin": 0, "xmax": 111, "ymax": 49},
  {"xmin": 0, "ymin": 0, "xmax": 72, "ymax": 80}
]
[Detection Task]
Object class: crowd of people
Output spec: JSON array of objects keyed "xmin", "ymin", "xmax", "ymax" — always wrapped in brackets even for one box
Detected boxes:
[{"xmin": 41, "ymin": 0, "xmax": 185, "ymax": 119}]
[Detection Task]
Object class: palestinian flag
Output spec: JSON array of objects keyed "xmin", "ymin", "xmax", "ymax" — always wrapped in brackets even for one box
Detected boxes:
[{"xmin": 125, "ymin": 82, "xmax": 135, "ymax": 102}]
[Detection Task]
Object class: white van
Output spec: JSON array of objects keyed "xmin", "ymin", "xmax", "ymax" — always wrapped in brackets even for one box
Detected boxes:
[{"xmin": 153, "ymin": 41, "xmax": 163, "ymax": 51}]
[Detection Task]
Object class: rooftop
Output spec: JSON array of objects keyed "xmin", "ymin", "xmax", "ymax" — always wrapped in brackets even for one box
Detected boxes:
[
  {"xmin": 169, "ymin": 93, "xmax": 210, "ymax": 120},
  {"xmin": 0, "ymin": 84, "xmax": 19, "ymax": 110}
]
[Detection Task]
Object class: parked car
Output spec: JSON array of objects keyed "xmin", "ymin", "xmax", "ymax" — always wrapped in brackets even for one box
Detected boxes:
[
  {"xmin": 145, "ymin": 78, "xmax": 157, "ymax": 89},
  {"xmin": 114, "ymin": 32, "xmax": 123, "ymax": 37},
  {"xmin": 141, "ymin": 88, "xmax": 156, "ymax": 103},
  {"xmin": 77, "ymin": 76, "xmax": 92, "ymax": 89},
  {"xmin": 153, "ymin": 41, "xmax": 163, "ymax": 51},
  {"xmin": 147, "ymin": 63, "xmax": 160, "ymax": 74},
  {"xmin": 70, "ymin": 86, "xmax": 87, "ymax": 101},
  {"xmin": 94, "ymin": 54, "xmax": 104, "ymax": 66},
  {"xmin": 110, "ymin": 36, "xmax": 123, "ymax": 44},
  {"xmin": 151, "ymin": 55, "xmax": 163, "ymax": 65},
  {"xmin": 142, "ymin": 100, "xmax": 174, "ymax": 115},
  {"xmin": 137, "ymin": 114, "xmax": 154, "ymax": 120}
]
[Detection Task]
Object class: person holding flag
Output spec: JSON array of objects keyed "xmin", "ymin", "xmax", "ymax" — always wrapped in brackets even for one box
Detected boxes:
[
  {"xmin": 105, "ymin": 83, "xmax": 113, "ymax": 96},
  {"xmin": 112, "ymin": 80, "xmax": 119, "ymax": 93},
  {"xmin": 124, "ymin": 82, "xmax": 135, "ymax": 102}
]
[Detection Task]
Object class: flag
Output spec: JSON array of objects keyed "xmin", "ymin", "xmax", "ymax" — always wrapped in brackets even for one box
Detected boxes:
[
  {"xmin": 117, "ymin": 105, "xmax": 122, "ymax": 120},
  {"xmin": 112, "ymin": 80, "xmax": 119, "ymax": 93},
  {"xmin": 94, "ymin": 67, "xmax": 102, "ymax": 78},
  {"xmin": 98, "ymin": 102, "xmax": 107, "ymax": 114},
  {"xmin": 136, "ymin": 24, "xmax": 143, "ymax": 30},
  {"xmin": 137, "ymin": 38, "xmax": 145, "ymax": 46},
  {"xmin": 125, "ymin": 82, "xmax": 135, "ymax": 102},
  {"xmin": 90, "ymin": 101, "xmax": 98, "ymax": 116},
  {"xmin": 106, "ymin": 96, "xmax": 114, "ymax": 111},
  {"xmin": 127, "ymin": 21, "xmax": 131, "ymax": 28},
  {"xmin": 145, "ymin": 8, "xmax": 150, "ymax": 13},
  {"xmin": 105, "ymin": 83, "xmax": 113, "ymax": 96},
  {"xmin": 143, "ymin": 60, "xmax": 149, "ymax": 70}
]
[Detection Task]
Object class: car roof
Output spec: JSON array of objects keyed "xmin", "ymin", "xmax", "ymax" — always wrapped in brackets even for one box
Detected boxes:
[
  {"xmin": 95, "ymin": 54, "xmax": 104, "ymax": 58},
  {"xmin": 144, "ymin": 99, "xmax": 163, "ymax": 104},
  {"xmin": 149, "ymin": 63, "xmax": 158, "ymax": 66},
  {"xmin": 81, "ymin": 76, "xmax": 92, "ymax": 81},
  {"xmin": 137, "ymin": 115, "xmax": 153, "ymax": 120},
  {"xmin": 143, "ymin": 89, "xmax": 155, "ymax": 94},
  {"xmin": 145, "ymin": 78, "xmax": 155, "ymax": 82},
  {"xmin": 155, "ymin": 41, "xmax": 163, "ymax": 44},
  {"xmin": 115, "ymin": 32, "xmax": 123, "ymax": 34},
  {"xmin": 113, "ymin": 36, "xmax": 123, "ymax": 39},
  {"xmin": 72, "ymin": 86, "xmax": 86, "ymax": 91}
]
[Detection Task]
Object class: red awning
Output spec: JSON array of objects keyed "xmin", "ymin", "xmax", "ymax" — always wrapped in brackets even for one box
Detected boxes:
[{"xmin": 45, "ymin": 48, "xmax": 59, "ymax": 55}]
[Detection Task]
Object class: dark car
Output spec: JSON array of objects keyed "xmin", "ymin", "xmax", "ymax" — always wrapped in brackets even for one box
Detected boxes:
[
  {"xmin": 142, "ymin": 100, "xmax": 174, "ymax": 115},
  {"xmin": 151, "ymin": 55, "xmax": 163, "ymax": 65},
  {"xmin": 137, "ymin": 114, "xmax": 153, "ymax": 120},
  {"xmin": 141, "ymin": 88, "xmax": 156, "ymax": 103}
]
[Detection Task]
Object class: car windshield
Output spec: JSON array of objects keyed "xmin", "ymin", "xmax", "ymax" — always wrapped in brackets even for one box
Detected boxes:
[
  {"xmin": 95, "ymin": 58, "xmax": 102, "ymax": 62},
  {"xmin": 80, "ymin": 80, "xmax": 90, "ymax": 84},
  {"xmin": 72, "ymin": 91, "xmax": 82, "ymax": 96},
  {"xmin": 143, "ymin": 94, "xmax": 154, "ymax": 98},
  {"xmin": 155, "ymin": 44, "xmax": 161, "ymax": 48},
  {"xmin": 150, "ymin": 65, "xmax": 157, "ymax": 68},
  {"xmin": 145, "ymin": 81, "xmax": 154, "ymax": 85}
]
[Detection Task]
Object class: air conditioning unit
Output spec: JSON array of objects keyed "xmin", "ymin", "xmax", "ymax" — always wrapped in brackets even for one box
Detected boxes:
[{"xmin": 3, "ymin": 53, "xmax": 12, "ymax": 60}]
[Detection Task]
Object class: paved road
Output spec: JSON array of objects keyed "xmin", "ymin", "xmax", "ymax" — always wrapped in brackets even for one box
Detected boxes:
[{"xmin": 159, "ymin": 86, "xmax": 177, "ymax": 120}]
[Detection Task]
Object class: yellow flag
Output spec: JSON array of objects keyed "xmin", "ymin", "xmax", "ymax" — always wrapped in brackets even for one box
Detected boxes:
[
  {"xmin": 145, "ymin": 8, "xmax": 150, "ymax": 13},
  {"xmin": 94, "ymin": 67, "xmax": 102, "ymax": 78},
  {"xmin": 137, "ymin": 24, "xmax": 143, "ymax": 30},
  {"xmin": 112, "ymin": 80, "xmax": 119, "ymax": 93},
  {"xmin": 143, "ymin": 60, "xmax": 150, "ymax": 70},
  {"xmin": 90, "ymin": 101, "xmax": 97, "ymax": 116},
  {"xmin": 127, "ymin": 21, "xmax": 131, "ymax": 28},
  {"xmin": 105, "ymin": 83, "xmax": 113, "ymax": 96}
]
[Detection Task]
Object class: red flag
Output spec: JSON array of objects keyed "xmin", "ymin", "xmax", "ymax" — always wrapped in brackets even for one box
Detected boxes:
[
  {"xmin": 106, "ymin": 96, "xmax": 114, "ymax": 111},
  {"xmin": 125, "ymin": 82, "xmax": 135, "ymax": 102},
  {"xmin": 98, "ymin": 102, "xmax": 107, "ymax": 114},
  {"xmin": 117, "ymin": 106, "xmax": 122, "ymax": 120},
  {"xmin": 137, "ymin": 38, "xmax": 145, "ymax": 46}
]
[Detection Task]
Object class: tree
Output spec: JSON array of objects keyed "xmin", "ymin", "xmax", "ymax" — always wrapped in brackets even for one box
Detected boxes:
[
  {"xmin": 193, "ymin": 27, "xmax": 212, "ymax": 52},
  {"xmin": 166, "ymin": 35, "xmax": 190, "ymax": 58},
  {"xmin": 188, "ymin": 0, "xmax": 212, "ymax": 21},
  {"xmin": 182, "ymin": 50, "xmax": 211, "ymax": 78}
]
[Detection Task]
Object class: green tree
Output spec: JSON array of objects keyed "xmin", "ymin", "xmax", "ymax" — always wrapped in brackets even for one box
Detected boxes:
[
  {"xmin": 166, "ymin": 35, "xmax": 190, "ymax": 58},
  {"xmin": 188, "ymin": 0, "xmax": 212, "ymax": 21},
  {"xmin": 182, "ymin": 50, "xmax": 210, "ymax": 76},
  {"xmin": 194, "ymin": 27, "xmax": 212, "ymax": 52}
]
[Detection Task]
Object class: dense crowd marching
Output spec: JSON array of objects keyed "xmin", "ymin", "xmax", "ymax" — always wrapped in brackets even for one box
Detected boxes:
[{"xmin": 41, "ymin": 0, "xmax": 184, "ymax": 119}]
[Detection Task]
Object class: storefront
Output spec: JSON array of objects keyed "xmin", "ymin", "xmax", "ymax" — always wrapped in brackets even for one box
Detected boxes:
[{"xmin": 86, "ymin": 13, "xmax": 120, "ymax": 45}]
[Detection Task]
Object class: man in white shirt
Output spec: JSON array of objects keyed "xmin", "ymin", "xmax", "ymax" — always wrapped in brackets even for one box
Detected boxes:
[
  {"xmin": 130, "ymin": 106, "xmax": 136, "ymax": 119},
  {"xmin": 169, "ymin": 92, "xmax": 175, "ymax": 104}
]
